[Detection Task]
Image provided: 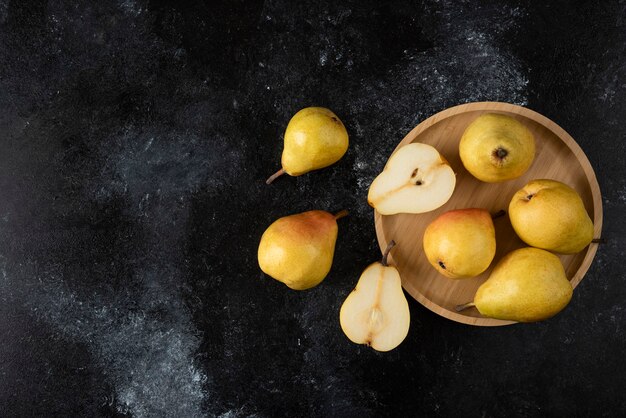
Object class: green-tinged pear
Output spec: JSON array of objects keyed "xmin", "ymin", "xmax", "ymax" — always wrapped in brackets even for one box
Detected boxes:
[
  {"xmin": 459, "ymin": 113, "xmax": 535, "ymax": 183},
  {"xmin": 509, "ymin": 179, "xmax": 594, "ymax": 254},
  {"xmin": 457, "ymin": 247, "xmax": 573, "ymax": 322},
  {"xmin": 266, "ymin": 107, "xmax": 349, "ymax": 184}
]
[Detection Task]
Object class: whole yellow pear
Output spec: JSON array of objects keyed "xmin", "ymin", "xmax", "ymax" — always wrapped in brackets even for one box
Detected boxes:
[
  {"xmin": 266, "ymin": 107, "xmax": 349, "ymax": 184},
  {"xmin": 257, "ymin": 210, "xmax": 347, "ymax": 290},
  {"xmin": 423, "ymin": 208, "xmax": 496, "ymax": 279},
  {"xmin": 471, "ymin": 247, "xmax": 573, "ymax": 322},
  {"xmin": 459, "ymin": 113, "xmax": 535, "ymax": 182},
  {"xmin": 509, "ymin": 179, "xmax": 594, "ymax": 254}
]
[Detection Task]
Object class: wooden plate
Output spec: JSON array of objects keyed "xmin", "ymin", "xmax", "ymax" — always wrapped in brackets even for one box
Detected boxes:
[{"xmin": 374, "ymin": 102, "xmax": 603, "ymax": 326}]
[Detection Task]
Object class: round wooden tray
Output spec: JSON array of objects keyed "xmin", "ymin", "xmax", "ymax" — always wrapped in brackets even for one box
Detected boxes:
[{"xmin": 374, "ymin": 102, "xmax": 603, "ymax": 326}]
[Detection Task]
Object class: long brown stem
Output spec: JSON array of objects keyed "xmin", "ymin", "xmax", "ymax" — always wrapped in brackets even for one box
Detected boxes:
[
  {"xmin": 491, "ymin": 210, "xmax": 506, "ymax": 220},
  {"xmin": 455, "ymin": 302, "xmax": 476, "ymax": 312},
  {"xmin": 334, "ymin": 210, "xmax": 349, "ymax": 220},
  {"xmin": 381, "ymin": 240, "xmax": 396, "ymax": 266},
  {"xmin": 266, "ymin": 168, "xmax": 285, "ymax": 184},
  {"xmin": 591, "ymin": 238, "xmax": 604, "ymax": 244}
]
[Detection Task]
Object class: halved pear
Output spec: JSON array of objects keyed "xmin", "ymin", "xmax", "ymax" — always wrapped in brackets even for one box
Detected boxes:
[
  {"xmin": 339, "ymin": 242, "xmax": 410, "ymax": 352},
  {"xmin": 368, "ymin": 143, "xmax": 456, "ymax": 215}
]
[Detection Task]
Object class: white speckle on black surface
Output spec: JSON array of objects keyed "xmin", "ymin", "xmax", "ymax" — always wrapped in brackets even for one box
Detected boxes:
[
  {"xmin": 25, "ymin": 275, "xmax": 207, "ymax": 418},
  {"xmin": 346, "ymin": 5, "xmax": 528, "ymax": 210}
]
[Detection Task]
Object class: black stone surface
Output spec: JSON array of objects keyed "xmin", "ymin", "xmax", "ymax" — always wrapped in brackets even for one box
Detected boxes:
[{"xmin": 1, "ymin": 1, "xmax": 625, "ymax": 417}]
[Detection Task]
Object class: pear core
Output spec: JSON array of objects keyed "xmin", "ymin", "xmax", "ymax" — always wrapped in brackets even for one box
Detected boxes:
[
  {"xmin": 339, "ymin": 240, "xmax": 410, "ymax": 351},
  {"xmin": 368, "ymin": 143, "xmax": 456, "ymax": 215}
]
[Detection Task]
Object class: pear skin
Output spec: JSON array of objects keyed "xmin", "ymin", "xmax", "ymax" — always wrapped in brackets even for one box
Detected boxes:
[
  {"xmin": 423, "ymin": 208, "xmax": 496, "ymax": 279},
  {"xmin": 339, "ymin": 242, "xmax": 410, "ymax": 351},
  {"xmin": 509, "ymin": 179, "xmax": 594, "ymax": 254},
  {"xmin": 459, "ymin": 113, "xmax": 535, "ymax": 182},
  {"xmin": 266, "ymin": 107, "xmax": 349, "ymax": 183},
  {"xmin": 473, "ymin": 247, "xmax": 573, "ymax": 322},
  {"xmin": 258, "ymin": 210, "xmax": 347, "ymax": 290}
]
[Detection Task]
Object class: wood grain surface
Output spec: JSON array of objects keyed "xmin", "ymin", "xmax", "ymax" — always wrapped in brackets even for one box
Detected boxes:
[{"xmin": 374, "ymin": 102, "xmax": 603, "ymax": 326}]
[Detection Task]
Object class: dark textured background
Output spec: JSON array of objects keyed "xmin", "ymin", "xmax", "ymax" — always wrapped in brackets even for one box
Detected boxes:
[{"xmin": 1, "ymin": 0, "xmax": 625, "ymax": 417}]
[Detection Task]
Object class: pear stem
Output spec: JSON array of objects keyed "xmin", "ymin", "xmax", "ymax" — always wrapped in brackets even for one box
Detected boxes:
[
  {"xmin": 591, "ymin": 238, "xmax": 604, "ymax": 244},
  {"xmin": 455, "ymin": 302, "xmax": 476, "ymax": 312},
  {"xmin": 491, "ymin": 210, "xmax": 506, "ymax": 220},
  {"xmin": 266, "ymin": 168, "xmax": 285, "ymax": 184},
  {"xmin": 381, "ymin": 240, "xmax": 396, "ymax": 267},
  {"xmin": 333, "ymin": 210, "xmax": 349, "ymax": 220}
]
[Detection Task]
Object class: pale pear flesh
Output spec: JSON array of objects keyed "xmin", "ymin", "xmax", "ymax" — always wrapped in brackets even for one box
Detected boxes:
[
  {"xmin": 340, "ymin": 263, "xmax": 410, "ymax": 352},
  {"xmin": 368, "ymin": 143, "xmax": 456, "ymax": 215},
  {"xmin": 509, "ymin": 179, "xmax": 594, "ymax": 254},
  {"xmin": 423, "ymin": 208, "xmax": 496, "ymax": 279},
  {"xmin": 474, "ymin": 247, "xmax": 573, "ymax": 322},
  {"xmin": 258, "ymin": 210, "xmax": 340, "ymax": 290}
]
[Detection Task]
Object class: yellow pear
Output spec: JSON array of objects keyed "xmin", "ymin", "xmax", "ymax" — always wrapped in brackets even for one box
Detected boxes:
[
  {"xmin": 339, "ymin": 241, "xmax": 410, "ymax": 352},
  {"xmin": 457, "ymin": 247, "xmax": 573, "ymax": 322},
  {"xmin": 423, "ymin": 208, "xmax": 496, "ymax": 279},
  {"xmin": 368, "ymin": 143, "xmax": 456, "ymax": 215},
  {"xmin": 266, "ymin": 107, "xmax": 349, "ymax": 184},
  {"xmin": 257, "ymin": 210, "xmax": 347, "ymax": 290},
  {"xmin": 459, "ymin": 113, "xmax": 535, "ymax": 182},
  {"xmin": 509, "ymin": 179, "xmax": 594, "ymax": 254}
]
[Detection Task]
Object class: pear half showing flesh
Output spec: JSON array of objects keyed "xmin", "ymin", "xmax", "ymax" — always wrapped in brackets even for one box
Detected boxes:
[
  {"xmin": 368, "ymin": 143, "xmax": 456, "ymax": 215},
  {"xmin": 340, "ymin": 241, "xmax": 410, "ymax": 352}
]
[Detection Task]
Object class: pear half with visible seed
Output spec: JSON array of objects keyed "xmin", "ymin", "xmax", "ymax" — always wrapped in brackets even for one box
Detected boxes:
[
  {"xmin": 339, "ymin": 241, "xmax": 410, "ymax": 352},
  {"xmin": 368, "ymin": 143, "xmax": 456, "ymax": 215}
]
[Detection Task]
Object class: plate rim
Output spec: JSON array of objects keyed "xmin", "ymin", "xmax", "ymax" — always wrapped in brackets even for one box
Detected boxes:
[{"xmin": 373, "ymin": 101, "xmax": 603, "ymax": 327}]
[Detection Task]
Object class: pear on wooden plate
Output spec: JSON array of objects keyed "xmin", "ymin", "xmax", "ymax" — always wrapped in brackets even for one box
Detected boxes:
[
  {"xmin": 423, "ymin": 208, "xmax": 496, "ymax": 279},
  {"xmin": 368, "ymin": 143, "xmax": 456, "ymax": 215},
  {"xmin": 459, "ymin": 113, "xmax": 535, "ymax": 183},
  {"xmin": 456, "ymin": 247, "xmax": 573, "ymax": 322},
  {"xmin": 509, "ymin": 179, "xmax": 594, "ymax": 254},
  {"xmin": 339, "ymin": 241, "xmax": 410, "ymax": 352}
]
